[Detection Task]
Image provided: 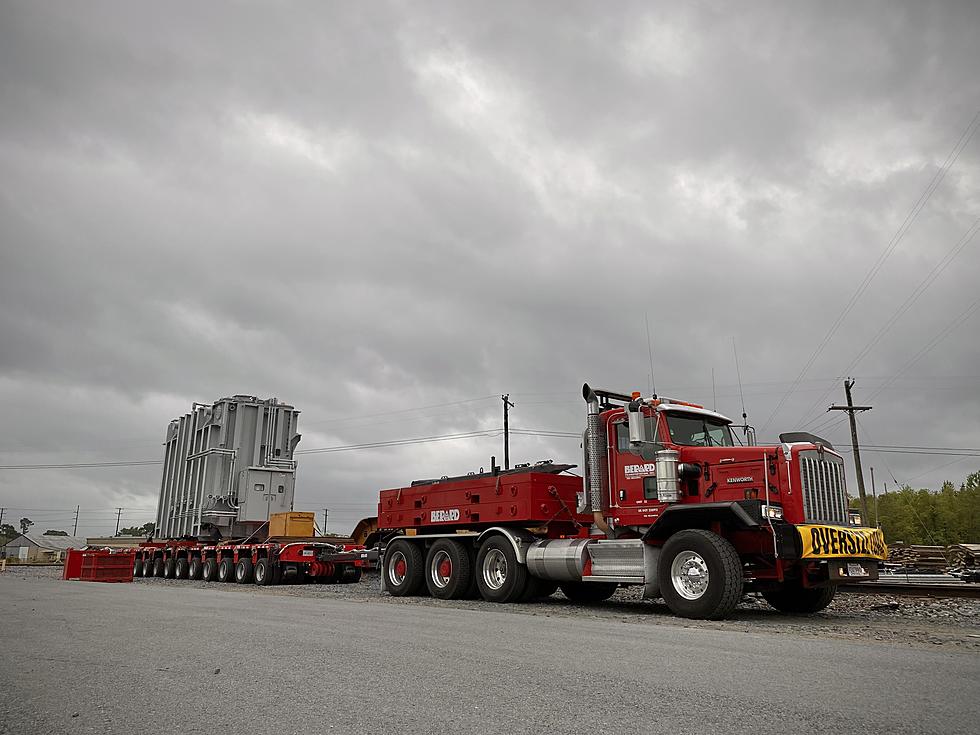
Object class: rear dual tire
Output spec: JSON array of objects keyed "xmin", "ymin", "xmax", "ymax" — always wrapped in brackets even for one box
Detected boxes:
[
  {"xmin": 476, "ymin": 536, "xmax": 527, "ymax": 603},
  {"xmin": 425, "ymin": 539, "xmax": 471, "ymax": 600}
]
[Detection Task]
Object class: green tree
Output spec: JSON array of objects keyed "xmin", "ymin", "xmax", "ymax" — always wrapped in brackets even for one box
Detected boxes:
[
  {"xmin": 869, "ymin": 469, "xmax": 980, "ymax": 545},
  {"xmin": 43, "ymin": 529, "xmax": 69, "ymax": 536},
  {"xmin": 118, "ymin": 522, "xmax": 155, "ymax": 536},
  {"xmin": 0, "ymin": 523, "xmax": 16, "ymax": 543},
  {"xmin": 19, "ymin": 518, "xmax": 33, "ymax": 534}
]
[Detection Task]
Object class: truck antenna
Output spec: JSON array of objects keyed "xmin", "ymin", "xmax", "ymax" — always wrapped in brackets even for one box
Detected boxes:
[
  {"xmin": 732, "ymin": 337, "xmax": 749, "ymax": 432},
  {"xmin": 645, "ymin": 312, "xmax": 657, "ymax": 396}
]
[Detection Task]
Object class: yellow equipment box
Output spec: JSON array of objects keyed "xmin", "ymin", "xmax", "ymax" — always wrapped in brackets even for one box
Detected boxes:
[{"xmin": 269, "ymin": 511, "xmax": 316, "ymax": 538}]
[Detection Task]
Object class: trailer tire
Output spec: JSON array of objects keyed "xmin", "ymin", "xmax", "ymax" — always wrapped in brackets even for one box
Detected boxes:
[
  {"xmin": 202, "ymin": 558, "xmax": 218, "ymax": 582},
  {"xmin": 384, "ymin": 540, "xmax": 425, "ymax": 597},
  {"xmin": 340, "ymin": 566, "xmax": 362, "ymax": 584},
  {"xmin": 133, "ymin": 559, "xmax": 143, "ymax": 577},
  {"xmin": 188, "ymin": 558, "xmax": 202, "ymax": 580},
  {"xmin": 153, "ymin": 558, "xmax": 165, "ymax": 578},
  {"xmin": 235, "ymin": 557, "xmax": 254, "ymax": 584},
  {"xmin": 163, "ymin": 558, "xmax": 176, "ymax": 579},
  {"xmin": 143, "ymin": 558, "xmax": 156, "ymax": 577},
  {"xmin": 425, "ymin": 539, "xmax": 472, "ymax": 600},
  {"xmin": 254, "ymin": 557, "xmax": 274, "ymax": 585},
  {"xmin": 658, "ymin": 529, "xmax": 743, "ymax": 620},
  {"xmin": 217, "ymin": 557, "xmax": 235, "ymax": 583},
  {"xmin": 762, "ymin": 582, "xmax": 836, "ymax": 614},
  {"xmin": 559, "ymin": 581, "xmax": 617, "ymax": 603},
  {"xmin": 476, "ymin": 536, "xmax": 528, "ymax": 603},
  {"xmin": 175, "ymin": 559, "xmax": 189, "ymax": 580}
]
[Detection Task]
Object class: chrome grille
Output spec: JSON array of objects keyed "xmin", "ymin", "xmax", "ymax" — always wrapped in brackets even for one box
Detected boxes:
[{"xmin": 799, "ymin": 453, "xmax": 849, "ymax": 525}]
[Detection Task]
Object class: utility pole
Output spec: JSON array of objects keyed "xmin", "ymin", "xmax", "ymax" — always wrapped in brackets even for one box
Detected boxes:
[
  {"xmin": 72, "ymin": 505, "xmax": 80, "ymax": 537},
  {"xmin": 828, "ymin": 378, "xmax": 872, "ymax": 525},
  {"xmin": 114, "ymin": 508, "xmax": 123, "ymax": 536},
  {"xmin": 322, "ymin": 508, "xmax": 329, "ymax": 536},
  {"xmin": 502, "ymin": 394, "xmax": 515, "ymax": 470}
]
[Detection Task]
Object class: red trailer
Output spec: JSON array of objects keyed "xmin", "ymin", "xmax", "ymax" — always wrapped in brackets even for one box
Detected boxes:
[{"xmin": 130, "ymin": 539, "xmax": 368, "ymax": 585}]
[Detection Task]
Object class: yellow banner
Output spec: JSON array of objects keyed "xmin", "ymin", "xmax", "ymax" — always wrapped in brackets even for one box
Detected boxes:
[{"xmin": 798, "ymin": 524, "xmax": 887, "ymax": 560}]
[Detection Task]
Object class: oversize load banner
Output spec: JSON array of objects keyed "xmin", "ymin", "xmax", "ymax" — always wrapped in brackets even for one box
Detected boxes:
[{"xmin": 798, "ymin": 524, "xmax": 887, "ymax": 560}]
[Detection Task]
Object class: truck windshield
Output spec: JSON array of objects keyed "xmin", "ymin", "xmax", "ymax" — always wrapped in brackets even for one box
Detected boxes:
[{"xmin": 665, "ymin": 412, "xmax": 735, "ymax": 447}]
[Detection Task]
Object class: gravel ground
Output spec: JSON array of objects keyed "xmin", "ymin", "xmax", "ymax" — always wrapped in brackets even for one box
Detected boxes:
[{"xmin": 10, "ymin": 565, "xmax": 979, "ymax": 651}]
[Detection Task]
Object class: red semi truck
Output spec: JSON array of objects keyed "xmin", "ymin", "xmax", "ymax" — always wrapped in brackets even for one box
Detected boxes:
[{"xmin": 376, "ymin": 383, "xmax": 887, "ymax": 619}]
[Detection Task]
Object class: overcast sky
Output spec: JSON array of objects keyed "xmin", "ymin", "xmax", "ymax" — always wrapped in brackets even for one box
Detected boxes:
[{"xmin": 1, "ymin": 1, "xmax": 978, "ymax": 538}]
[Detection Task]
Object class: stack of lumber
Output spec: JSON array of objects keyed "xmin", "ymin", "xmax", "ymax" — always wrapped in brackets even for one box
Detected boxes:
[
  {"xmin": 886, "ymin": 543, "xmax": 950, "ymax": 571},
  {"xmin": 947, "ymin": 543, "xmax": 980, "ymax": 573}
]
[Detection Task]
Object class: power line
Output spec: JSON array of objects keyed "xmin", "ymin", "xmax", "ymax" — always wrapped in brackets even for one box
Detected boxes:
[
  {"xmin": 0, "ymin": 460, "xmax": 163, "ymax": 470},
  {"xmin": 761, "ymin": 110, "xmax": 980, "ymax": 434}
]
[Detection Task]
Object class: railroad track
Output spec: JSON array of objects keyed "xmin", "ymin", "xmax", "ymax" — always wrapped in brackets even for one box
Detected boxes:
[{"xmin": 839, "ymin": 580, "xmax": 980, "ymax": 599}]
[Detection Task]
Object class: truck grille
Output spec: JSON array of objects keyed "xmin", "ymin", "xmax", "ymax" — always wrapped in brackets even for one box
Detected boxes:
[{"xmin": 799, "ymin": 453, "xmax": 849, "ymax": 525}]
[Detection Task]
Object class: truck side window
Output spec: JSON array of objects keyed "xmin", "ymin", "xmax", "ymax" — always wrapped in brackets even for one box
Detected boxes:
[{"xmin": 615, "ymin": 418, "xmax": 662, "ymax": 460}]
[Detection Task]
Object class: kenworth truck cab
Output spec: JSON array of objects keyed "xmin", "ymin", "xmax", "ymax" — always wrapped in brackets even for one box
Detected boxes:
[{"xmin": 377, "ymin": 383, "xmax": 887, "ymax": 620}]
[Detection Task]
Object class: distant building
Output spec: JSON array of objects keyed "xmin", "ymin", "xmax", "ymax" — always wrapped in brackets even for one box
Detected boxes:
[{"xmin": 1, "ymin": 532, "xmax": 86, "ymax": 562}]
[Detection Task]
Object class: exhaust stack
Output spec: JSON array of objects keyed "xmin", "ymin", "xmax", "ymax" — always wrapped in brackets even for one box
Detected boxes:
[{"xmin": 582, "ymin": 383, "xmax": 611, "ymax": 534}]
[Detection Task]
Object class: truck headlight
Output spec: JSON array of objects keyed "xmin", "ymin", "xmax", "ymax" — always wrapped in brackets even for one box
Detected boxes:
[{"xmin": 761, "ymin": 504, "xmax": 783, "ymax": 520}]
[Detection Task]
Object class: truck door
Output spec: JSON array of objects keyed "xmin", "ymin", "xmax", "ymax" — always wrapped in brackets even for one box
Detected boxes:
[{"xmin": 610, "ymin": 413, "xmax": 663, "ymax": 520}]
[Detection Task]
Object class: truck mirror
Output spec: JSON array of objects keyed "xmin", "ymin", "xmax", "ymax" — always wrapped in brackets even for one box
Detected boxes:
[{"xmin": 627, "ymin": 399, "xmax": 647, "ymax": 445}]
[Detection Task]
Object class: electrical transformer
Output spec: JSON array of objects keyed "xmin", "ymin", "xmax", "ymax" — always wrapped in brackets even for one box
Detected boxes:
[{"xmin": 155, "ymin": 395, "xmax": 301, "ymax": 540}]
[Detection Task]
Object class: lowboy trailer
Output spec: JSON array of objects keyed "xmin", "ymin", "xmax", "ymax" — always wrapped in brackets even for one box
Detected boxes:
[{"xmin": 376, "ymin": 383, "xmax": 888, "ymax": 619}]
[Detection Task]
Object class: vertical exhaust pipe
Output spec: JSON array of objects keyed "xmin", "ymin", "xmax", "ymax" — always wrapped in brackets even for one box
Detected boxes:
[{"xmin": 582, "ymin": 383, "xmax": 611, "ymax": 535}]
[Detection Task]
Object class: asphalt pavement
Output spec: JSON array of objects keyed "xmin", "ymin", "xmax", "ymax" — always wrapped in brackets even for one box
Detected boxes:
[{"xmin": 1, "ymin": 573, "xmax": 977, "ymax": 735}]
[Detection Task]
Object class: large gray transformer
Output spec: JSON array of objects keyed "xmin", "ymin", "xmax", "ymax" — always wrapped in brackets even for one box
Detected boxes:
[{"xmin": 155, "ymin": 395, "xmax": 301, "ymax": 540}]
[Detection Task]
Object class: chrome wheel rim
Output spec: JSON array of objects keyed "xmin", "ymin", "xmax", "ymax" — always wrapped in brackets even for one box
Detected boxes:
[
  {"xmin": 430, "ymin": 550, "xmax": 452, "ymax": 589},
  {"xmin": 482, "ymin": 548, "xmax": 507, "ymax": 590},
  {"xmin": 388, "ymin": 550, "xmax": 408, "ymax": 586},
  {"xmin": 670, "ymin": 550, "xmax": 710, "ymax": 600}
]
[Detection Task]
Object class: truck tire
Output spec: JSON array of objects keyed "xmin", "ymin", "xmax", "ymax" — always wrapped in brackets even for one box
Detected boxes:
[
  {"xmin": 163, "ymin": 558, "xmax": 176, "ymax": 579},
  {"xmin": 133, "ymin": 559, "xmax": 143, "ymax": 577},
  {"xmin": 217, "ymin": 557, "xmax": 235, "ymax": 583},
  {"xmin": 254, "ymin": 557, "xmax": 275, "ymax": 585},
  {"xmin": 384, "ymin": 540, "xmax": 425, "ymax": 596},
  {"xmin": 143, "ymin": 558, "xmax": 156, "ymax": 577},
  {"xmin": 188, "ymin": 558, "xmax": 202, "ymax": 580},
  {"xmin": 202, "ymin": 558, "xmax": 218, "ymax": 582},
  {"xmin": 340, "ymin": 566, "xmax": 362, "ymax": 584},
  {"xmin": 235, "ymin": 557, "xmax": 254, "ymax": 584},
  {"xmin": 175, "ymin": 558, "xmax": 189, "ymax": 580},
  {"xmin": 425, "ymin": 539, "xmax": 472, "ymax": 600},
  {"xmin": 762, "ymin": 582, "xmax": 836, "ymax": 614},
  {"xmin": 559, "ymin": 581, "xmax": 618, "ymax": 603},
  {"xmin": 658, "ymin": 529, "xmax": 743, "ymax": 620},
  {"xmin": 153, "ymin": 558, "xmax": 166, "ymax": 578},
  {"xmin": 476, "ymin": 536, "xmax": 528, "ymax": 603}
]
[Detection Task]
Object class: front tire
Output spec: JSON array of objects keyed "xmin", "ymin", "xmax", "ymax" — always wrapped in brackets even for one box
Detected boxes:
[
  {"xmin": 559, "ymin": 581, "xmax": 618, "ymax": 603},
  {"xmin": 475, "ymin": 536, "xmax": 528, "ymax": 603},
  {"xmin": 762, "ymin": 582, "xmax": 836, "ymax": 614},
  {"xmin": 384, "ymin": 540, "xmax": 425, "ymax": 596},
  {"xmin": 425, "ymin": 539, "xmax": 472, "ymax": 600},
  {"xmin": 658, "ymin": 529, "xmax": 743, "ymax": 620}
]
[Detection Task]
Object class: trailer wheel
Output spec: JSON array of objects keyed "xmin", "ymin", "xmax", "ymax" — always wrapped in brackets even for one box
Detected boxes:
[
  {"xmin": 425, "ymin": 539, "xmax": 472, "ymax": 600},
  {"xmin": 188, "ymin": 558, "xmax": 202, "ymax": 580},
  {"xmin": 163, "ymin": 558, "xmax": 176, "ymax": 579},
  {"xmin": 153, "ymin": 558, "xmax": 166, "ymax": 578},
  {"xmin": 133, "ymin": 559, "xmax": 143, "ymax": 577},
  {"xmin": 217, "ymin": 557, "xmax": 235, "ymax": 583},
  {"xmin": 254, "ymin": 558, "xmax": 274, "ymax": 585},
  {"xmin": 202, "ymin": 558, "xmax": 218, "ymax": 582},
  {"xmin": 384, "ymin": 540, "xmax": 425, "ymax": 596},
  {"xmin": 143, "ymin": 558, "xmax": 156, "ymax": 577},
  {"xmin": 340, "ymin": 566, "xmax": 362, "ymax": 584},
  {"xmin": 476, "ymin": 536, "xmax": 529, "ymax": 603},
  {"xmin": 762, "ymin": 582, "xmax": 836, "ymax": 614},
  {"xmin": 175, "ymin": 559, "xmax": 189, "ymax": 580},
  {"xmin": 558, "ymin": 581, "xmax": 617, "ymax": 603},
  {"xmin": 658, "ymin": 529, "xmax": 743, "ymax": 620},
  {"xmin": 235, "ymin": 557, "xmax": 254, "ymax": 584}
]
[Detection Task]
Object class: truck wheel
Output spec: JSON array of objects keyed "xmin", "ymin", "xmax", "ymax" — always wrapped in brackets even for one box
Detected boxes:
[
  {"xmin": 133, "ymin": 559, "xmax": 143, "ymax": 577},
  {"xmin": 425, "ymin": 539, "xmax": 472, "ymax": 600},
  {"xmin": 163, "ymin": 559, "xmax": 176, "ymax": 579},
  {"xmin": 762, "ymin": 582, "xmax": 836, "ymax": 614},
  {"xmin": 559, "ymin": 581, "xmax": 618, "ymax": 603},
  {"xmin": 188, "ymin": 558, "xmax": 202, "ymax": 580},
  {"xmin": 202, "ymin": 558, "xmax": 218, "ymax": 582},
  {"xmin": 254, "ymin": 558, "xmax": 275, "ymax": 585},
  {"xmin": 143, "ymin": 558, "xmax": 156, "ymax": 577},
  {"xmin": 217, "ymin": 557, "xmax": 235, "ymax": 583},
  {"xmin": 153, "ymin": 558, "xmax": 166, "ymax": 578},
  {"xmin": 175, "ymin": 559, "xmax": 189, "ymax": 580},
  {"xmin": 384, "ymin": 540, "xmax": 425, "ymax": 596},
  {"xmin": 235, "ymin": 558, "xmax": 254, "ymax": 584},
  {"xmin": 340, "ymin": 566, "xmax": 362, "ymax": 584},
  {"xmin": 476, "ymin": 536, "xmax": 528, "ymax": 603},
  {"xmin": 658, "ymin": 529, "xmax": 743, "ymax": 620}
]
